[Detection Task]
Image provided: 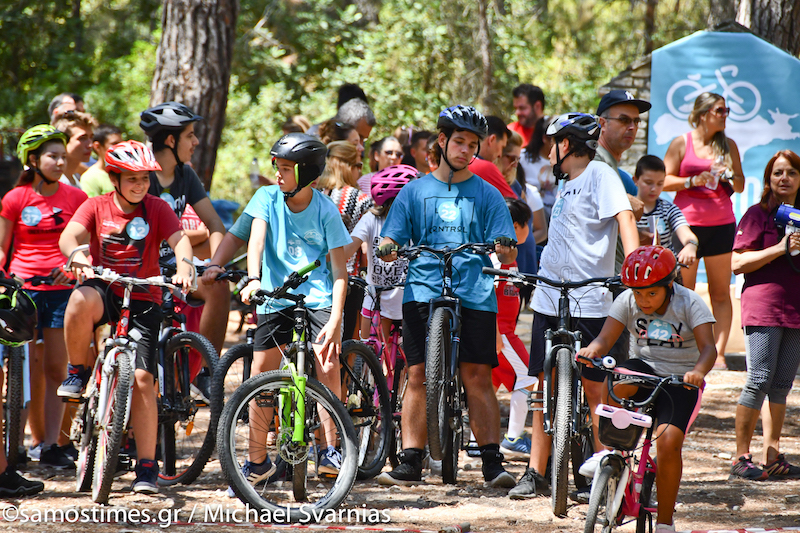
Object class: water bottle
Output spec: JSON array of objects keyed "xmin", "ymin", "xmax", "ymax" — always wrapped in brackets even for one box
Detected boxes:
[{"xmin": 249, "ymin": 157, "xmax": 260, "ymax": 189}]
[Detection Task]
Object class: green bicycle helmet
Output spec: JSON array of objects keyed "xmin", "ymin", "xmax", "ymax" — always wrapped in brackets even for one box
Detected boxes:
[
  {"xmin": 0, "ymin": 277, "xmax": 37, "ymax": 347},
  {"xmin": 16, "ymin": 125, "xmax": 67, "ymax": 167}
]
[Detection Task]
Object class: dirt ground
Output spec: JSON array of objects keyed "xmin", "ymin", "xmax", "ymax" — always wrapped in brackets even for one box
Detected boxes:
[{"xmin": 1, "ymin": 310, "xmax": 798, "ymax": 533}]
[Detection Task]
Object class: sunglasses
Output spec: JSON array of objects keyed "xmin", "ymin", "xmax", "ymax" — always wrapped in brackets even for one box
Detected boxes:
[
  {"xmin": 353, "ymin": 162, "xmax": 363, "ymax": 169},
  {"xmin": 711, "ymin": 107, "xmax": 731, "ymax": 117},
  {"xmin": 383, "ymin": 150, "xmax": 403, "ymax": 157},
  {"xmin": 606, "ymin": 115, "xmax": 641, "ymax": 127}
]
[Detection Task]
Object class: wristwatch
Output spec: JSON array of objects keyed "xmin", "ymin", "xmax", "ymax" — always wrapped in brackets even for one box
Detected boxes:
[{"xmin": 684, "ymin": 176, "xmax": 693, "ymax": 189}]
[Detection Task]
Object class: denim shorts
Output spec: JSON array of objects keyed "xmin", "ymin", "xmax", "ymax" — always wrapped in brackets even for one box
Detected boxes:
[{"xmin": 25, "ymin": 289, "xmax": 72, "ymax": 331}]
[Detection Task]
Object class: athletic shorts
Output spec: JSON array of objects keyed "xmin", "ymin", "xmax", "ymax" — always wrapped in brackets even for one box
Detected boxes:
[
  {"xmin": 26, "ymin": 288, "xmax": 71, "ymax": 331},
  {"xmin": 617, "ymin": 359, "xmax": 702, "ymax": 434},
  {"xmin": 690, "ymin": 223, "xmax": 736, "ymax": 258},
  {"xmin": 254, "ymin": 307, "xmax": 333, "ymax": 351},
  {"xmin": 528, "ymin": 312, "xmax": 629, "ymax": 382},
  {"xmin": 493, "ymin": 331, "xmax": 538, "ymax": 391},
  {"xmin": 402, "ymin": 301, "xmax": 497, "ymax": 367},
  {"xmin": 81, "ymin": 279, "xmax": 162, "ymax": 375}
]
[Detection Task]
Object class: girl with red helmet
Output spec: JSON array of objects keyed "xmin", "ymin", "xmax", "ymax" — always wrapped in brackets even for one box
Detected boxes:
[
  {"xmin": 343, "ymin": 164, "xmax": 416, "ymax": 341},
  {"xmin": 58, "ymin": 140, "xmax": 194, "ymax": 494},
  {"xmin": 1, "ymin": 125, "xmax": 88, "ymax": 473},
  {"xmin": 578, "ymin": 245, "xmax": 717, "ymax": 533}
]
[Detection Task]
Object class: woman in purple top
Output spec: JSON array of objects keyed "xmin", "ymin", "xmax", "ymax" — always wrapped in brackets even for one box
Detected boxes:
[{"xmin": 730, "ymin": 150, "xmax": 800, "ymax": 481}]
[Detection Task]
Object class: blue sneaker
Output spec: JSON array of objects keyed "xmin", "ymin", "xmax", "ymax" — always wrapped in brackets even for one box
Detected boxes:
[
  {"xmin": 499, "ymin": 432, "xmax": 531, "ymax": 460},
  {"xmin": 227, "ymin": 456, "xmax": 276, "ymax": 497},
  {"xmin": 318, "ymin": 446, "xmax": 341, "ymax": 476}
]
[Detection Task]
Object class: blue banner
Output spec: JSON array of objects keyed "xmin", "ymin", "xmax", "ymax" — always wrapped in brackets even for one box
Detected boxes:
[{"xmin": 648, "ymin": 30, "xmax": 800, "ymax": 280}]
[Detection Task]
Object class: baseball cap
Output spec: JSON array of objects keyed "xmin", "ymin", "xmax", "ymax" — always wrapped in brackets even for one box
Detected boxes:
[{"xmin": 596, "ymin": 90, "xmax": 652, "ymax": 116}]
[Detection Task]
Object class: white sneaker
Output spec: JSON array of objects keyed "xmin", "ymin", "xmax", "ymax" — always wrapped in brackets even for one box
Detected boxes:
[
  {"xmin": 578, "ymin": 449, "xmax": 612, "ymax": 478},
  {"xmin": 28, "ymin": 443, "xmax": 44, "ymax": 462},
  {"xmin": 655, "ymin": 523, "xmax": 675, "ymax": 533}
]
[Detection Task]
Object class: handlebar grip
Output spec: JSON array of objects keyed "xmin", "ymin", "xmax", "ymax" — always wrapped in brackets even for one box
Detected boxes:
[
  {"xmin": 482, "ymin": 266, "xmax": 515, "ymax": 277},
  {"xmin": 297, "ymin": 259, "xmax": 322, "ymax": 277}
]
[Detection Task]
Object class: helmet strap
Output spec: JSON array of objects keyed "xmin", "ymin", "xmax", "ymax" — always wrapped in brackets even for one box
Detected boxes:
[
  {"xmin": 113, "ymin": 185, "xmax": 143, "ymax": 207},
  {"xmin": 552, "ymin": 139, "xmax": 576, "ymax": 182},
  {"xmin": 439, "ymin": 134, "xmax": 476, "ymax": 191}
]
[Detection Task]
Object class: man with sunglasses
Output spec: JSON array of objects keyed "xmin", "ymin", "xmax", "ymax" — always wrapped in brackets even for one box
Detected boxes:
[{"xmin": 468, "ymin": 115, "xmax": 516, "ymax": 198}]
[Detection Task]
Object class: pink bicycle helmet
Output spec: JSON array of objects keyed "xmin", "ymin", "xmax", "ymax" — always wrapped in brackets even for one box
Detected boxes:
[
  {"xmin": 105, "ymin": 140, "xmax": 162, "ymax": 174},
  {"xmin": 371, "ymin": 164, "xmax": 418, "ymax": 206}
]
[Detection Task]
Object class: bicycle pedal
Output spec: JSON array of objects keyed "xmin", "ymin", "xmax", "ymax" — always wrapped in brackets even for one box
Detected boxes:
[{"xmin": 62, "ymin": 396, "xmax": 87, "ymax": 405}]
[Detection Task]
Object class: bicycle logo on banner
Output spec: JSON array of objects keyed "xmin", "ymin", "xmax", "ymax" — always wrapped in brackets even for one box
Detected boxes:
[{"xmin": 666, "ymin": 65, "xmax": 761, "ymax": 121}]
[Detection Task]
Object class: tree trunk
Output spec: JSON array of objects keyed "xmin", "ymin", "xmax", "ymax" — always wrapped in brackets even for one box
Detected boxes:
[
  {"xmin": 150, "ymin": 0, "xmax": 239, "ymax": 191},
  {"xmin": 707, "ymin": 0, "xmax": 736, "ymax": 26},
  {"xmin": 477, "ymin": 0, "xmax": 494, "ymax": 112},
  {"xmin": 736, "ymin": 0, "xmax": 800, "ymax": 55},
  {"xmin": 643, "ymin": 0, "xmax": 658, "ymax": 55}
]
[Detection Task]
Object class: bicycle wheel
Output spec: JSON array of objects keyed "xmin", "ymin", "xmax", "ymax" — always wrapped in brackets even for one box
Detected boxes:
[
  {"xmin": 635, "ymin": 470, "xmax": 656, "ymax": 533},
  {"xmin": 425, "ymin": 307, "xmax": 451, "ymax": 462},
  {"xmin": 93, "ymin": 350, "xmax": 133, "ymax": 504},
  {"xmin": 441, "ymin": 372, "xmax": 463, "ymax": 484},
  {"xmin": 340, "ymin": 339, "xmax": 391, "ymax": 480},
  {"xmin": 572, "ymin": 392, "xmax": 595, "ymax": 490},
  {"xmin": 388, "ymin": 358, "xmax": 407, "ymax": 468},
  {"xmin": 551, "ymin": 347, "xmax": 573, "ymax": 517},
  {"xmin": 74, "ymin": 372, "xmax": 99, "ymax": 492},
  {"xmin": 584, "ymin": 463, "xmax": 620, "ymax": 533},
  {"xmin": 210, "ymin": 342, "xmax": 254, "ymax": 416},
  {"xmin": 4, "ymin": 345, "xmax": 24, "ymax": 468},
  {"xmin": 158, "ymin": 331, "xmax": 219, "ymax": 486},
  {"xmin": 218, "ymin": 370, "xmax": 358, "ymax": 523}
]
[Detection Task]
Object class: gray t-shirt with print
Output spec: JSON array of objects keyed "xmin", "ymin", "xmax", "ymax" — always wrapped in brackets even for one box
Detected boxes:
[{"xmin": 608, "ymin": 284, "xmax": 715, "ymax": 376}]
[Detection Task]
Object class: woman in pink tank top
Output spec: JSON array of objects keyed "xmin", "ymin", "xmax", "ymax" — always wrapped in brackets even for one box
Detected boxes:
[{"xmin": 662, "ymin": 92, "xmax": 745, "ymax": 367}]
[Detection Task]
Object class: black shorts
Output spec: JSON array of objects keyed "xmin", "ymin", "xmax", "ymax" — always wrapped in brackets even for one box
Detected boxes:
[
  {"xmin": 617, "ymin": 359, "xmax": 700, "ymax": 434},
  {"xmin": 528, "ymin": 312, "xmax": 629, "ymax": 382},
  {"xmin": 402, "ymin": 301, "xmax": 497, "ymax": 368},
  {"xmin": 254, "ymin": 307, "xmax": 333, "ymax": 351},
  {"xmin": 690, "ymin": 223, "xmax": 735, "ymax": 258},
  {"xmin": 82, "ymin": 279, "xmax": 162, "ymax": 376}
]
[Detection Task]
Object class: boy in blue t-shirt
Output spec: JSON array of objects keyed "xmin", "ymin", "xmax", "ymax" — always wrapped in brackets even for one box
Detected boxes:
[
  {"xmin": 238, "ymin": 133, "xmax": 351, "ymax": 482},
  {"xmin": 376, "ymin": 105, "xmax": 518, "ymax": 487}
]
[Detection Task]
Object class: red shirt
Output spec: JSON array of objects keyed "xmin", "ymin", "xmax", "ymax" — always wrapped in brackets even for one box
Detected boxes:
[
  {"xmin": 496, "ymin": 261, "xmax": 520, "ymax": 334},
  {"xmin": 734, "ymin": 204, "xmax": 800, "ymax": 328},
  {"xmin": 468, "ymin": 158, "xmax": 517, "ymax": 198},
  {"xmin": 0, "ymin": 183, "xmax": 87, "ymax": 290},
  {"xmin": 508, "ymin": 122, "xmax": 534, "ymax": 146},
  {"xmin": 71, "ymin": 193, "xmax": 182, "ymax": 301}
]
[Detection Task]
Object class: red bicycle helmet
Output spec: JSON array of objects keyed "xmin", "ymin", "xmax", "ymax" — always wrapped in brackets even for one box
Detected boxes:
[
  {"xmin": 371, "ymin": 164, "xmax": 417, "ymax": 206},
  {"xmin": 105, "ymin": 140, "xmax": 162, "ymax": 174},
  {"xmin": 621, "ymin": 246, "xmax": 677, "ymax": 288}
]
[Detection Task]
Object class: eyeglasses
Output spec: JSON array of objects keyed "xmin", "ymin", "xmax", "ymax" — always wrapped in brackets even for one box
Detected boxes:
[
  {"xmin": 504, "ymin": 154, "xmax": 520, "ymax": 163},
  {"xmin": 711, "ymin": 107, "xmax": 731, "ymax": 117},
  {"xmin": 605, "ymin": 115, "xmax": 641, "ymax": 127},
  {"xmin": 353, "ymin": 162, "xmax": 363, "ymax": 169},
  {"xmin": 383, "ymin": 150, "xmax": 403, "ymax": 157}
]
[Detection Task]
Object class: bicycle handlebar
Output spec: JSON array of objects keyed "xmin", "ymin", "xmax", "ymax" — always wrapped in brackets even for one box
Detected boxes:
[
  {"xmin": 482, "ymin": 267, "xmax": 621, "ymax": 290},
  {"xmin": 398, "ymin": 242, "xmax": 495, "ymax": 261},
  {"xmin": 251, "ymin": 260, "xmax": 322, "ymax": 305}
]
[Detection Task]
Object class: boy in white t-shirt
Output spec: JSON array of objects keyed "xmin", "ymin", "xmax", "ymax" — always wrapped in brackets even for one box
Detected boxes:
[{"xmin": 510, "ymin": 113, "xmax": 639, "ymax": 499}]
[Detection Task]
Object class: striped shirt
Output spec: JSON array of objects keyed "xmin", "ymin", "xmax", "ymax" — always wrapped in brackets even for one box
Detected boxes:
[{"xmin": 637, "ymin": 198, "xmax": 688, "ymax": 252}]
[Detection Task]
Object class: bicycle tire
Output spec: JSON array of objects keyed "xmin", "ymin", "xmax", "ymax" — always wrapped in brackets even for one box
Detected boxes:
[
  {"xmin": 388, "ymin": 358, "xmax": 407, "ymax": 468},
  {"xmin": 551, "ymin": 347, "xmax": 573, "ymax": 517},
  {"xmin": 158, "ymin": 331, "xmax": 219, "ymax": 486},
  {"xmin": 292, "ymin": 457, "xmax": 308, "ymax": 502},
  {"xmin": 75, "ymin": 387, "xmax": 98, "ymax": 492},
  {"xmin": 425, "ymin": 307, "xmax": 451, "ymax": 462},
  {"xmin": 210, "ymin": 342, "xmax": 254, "ymax": 416},
  {"xmin": 92, "ymin": 350, "xmax": 133, "ymax": 504},
  {"xmin": 584, "ymin": 463, "xmax": 618, "ymax": 533},
  {"xmin": 441, "ymin": 372, "xmax": 463, "ymax": 484},
  {"xmin": 4, "ymin": 345, "xmax": 24, "ymax": 468},
  {"xmin": 572, "ymin": 392, "xmax": 595, "ymax": 490},
  {"xmin": 340, "ymin": 340, "xmax": 391, "ymax": 480},
  {"xmin": 636, "ymin": 470, "xmax": 656, "ymax": 533},
  {"xmin": 218, "ymin": 370, "xmax": 358, "ymax": 523}
]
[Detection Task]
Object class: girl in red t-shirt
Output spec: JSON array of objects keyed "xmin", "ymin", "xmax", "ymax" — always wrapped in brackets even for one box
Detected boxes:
[{"xmin": 0, "ymin": 125, "xmax": 88, "ymax": 471}]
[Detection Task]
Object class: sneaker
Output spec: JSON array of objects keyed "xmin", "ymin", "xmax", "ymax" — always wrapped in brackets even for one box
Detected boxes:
[
  {"xmin": 569, "ymin": 485, "xmax": 591, "ymax": 504},
  {"xmin": 39, "ymin": 444, "xmax": 76, "ymax": 470},
  {"xmin": 226, "ymin": 456, "xmax": 281, "ymax": 497},
  {"xmin": 376, "ymin": 449, "xmax": 423, "ymax": 486},
  {"xmin": 499, "ymin": 432, "xmax": 531, "ymax": 460},
  {"xmin": 318, "ymin": 446, "xmax": 342, "ymax": 476},
  {"xmin": 132, "ymin": 459, "xmax": 159, "ymax": 494},
  {"xmin": 0, "ymin": 468, "xmax": 44, "ymax": 497},
  {"xmin": 57, "ymin": 365, "xmax": 91, "ymax": 398},
  {"xmin": 28, "ymin": 443, "xmax": 44, "ymax": 462},
  {"xmin": 59, "ymin": 443, "xmax": 79, "ymax": 462},
  {"xmin": 509, "ymin": 467, "xmax": 550, "ymax": 499},
  {"xmin": 655, "ymin": 523, "xmax": 676, "ymax": 533},
  {"xmin": 730, "ymin": 453, "xmax": 768, "ymax": 481},
  {"xmin": 579, "ymin": 449, "xmax": 613, "ymax": 478},
  {"xmin": 481, "ymin": 450, "xmax": 516, "ymax": 488},
  {"xmin": 762, "ymin": 453, "xmax": 800, "ymax": 479}
]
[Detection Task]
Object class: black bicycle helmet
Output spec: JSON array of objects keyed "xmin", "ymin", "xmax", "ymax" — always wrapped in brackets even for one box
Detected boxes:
[
  {"xmin": 140, "ymin": 102, "xmax": 203, "ymax": 138},
  {"xmin": 270, "ymin": 133, "xmax": 327, "ymax": 198},
  {"xmin": 437, "ymin": 105, "xmax": 489, "ymax": 140},
  {"xmin": 0, "ymin": 278, "xmax": 37, "ymax": 347},
  {"xmin": 546, "ymin": 113, "xmax": 600, "ymax": 181}
]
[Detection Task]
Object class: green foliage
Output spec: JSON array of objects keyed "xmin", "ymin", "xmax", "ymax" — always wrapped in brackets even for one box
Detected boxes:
[{"xmin": 1, "ymin": 0, "xmax": 711, "ymax": 202}]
